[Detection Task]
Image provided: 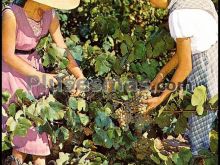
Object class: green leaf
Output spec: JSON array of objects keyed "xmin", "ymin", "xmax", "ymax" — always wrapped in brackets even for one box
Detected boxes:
[
  {"xmin": 95, "ymin": 112, "xmax": 113, "ymax": 129},
  {"xmin": 93, "ymin": 129, "xmax": 113, "ymax": 148},
  {"xmin": 78, "ymin": 99, "xmax": 86, "ymax": 111},
  {"xmin": 8, "ymin": 103, "xmax": 17, "ymax": 118},
  {"xmin": 69, "ymin": 97, "xmax": 78, "ymax": 110},
  {"xmin": 209, "ymin": 130, "xmax": 218, "ymax": 153},
  {"xmin": 150, "ymin": 154, "xmax": 160, "ymax": 164},
  {"xmin": 209, "ymin": 94, "xmax": 218, "ymax": 105},
  {"xmin": 178, "ymin": 148, "xmax": 192, "ymax": 163},
  {"xmin": 15, "ymin": 110, "xmax": 24, "ymax": 121},
  {"xmin": 141, "ymin": 60, "xmax": 159, "ymax": 80},
  {"xmin": 56, "ymin": 152, "xmax": 70, "ymax": 165},
  {"xmin": 152, "ymin": 40, "xmax": 166, "ymax": 57},
  {"xmin": 66, "ymin": 108, "xmax": 77, "ymax": 128},
  {"xmin": 18, "ymin": 117, "xmax": 32, "ymax": 128},
  {"xmin": 41, "ymin": 102, "xmax": 65, "ymax": 122},
  {"xmin": 123, "ymin": 34, "xmax": 133, "ymax": 47},
  {"xmin": 14, "ymin": 124, "xmax": 29, "ymax": 137},
  {"xmin": 37, "ymin": 121, "xmax": 53, "ymax": 135},
  {"xmin": 191, "ymin": 86, "xmax": 207, "ymax": 106},
  {"xmin": 15, "ymin": 89, "xmax": 26, "ymax": 101},
  {"xmin": 70, "ymin": 35, "xmax": 80, "ymax": 44},
  {"xmin": 120, "ymin": 43, "xmax": 128, "ymax": 56},
  {"xmin": 70, "ymin": 45, "xmax": 83, "ymax": 61},
  {"xmin": 113, "ymin": 58, "xmax": 124, "ymax": 75},
  {"xmin": 155, "ymin": 114, "xmax": 172, "ymax": 128},
  {"xmin": 25, "ymin": 112, "xmax": 45, "ymax": 126},
  {"xmin": 128, "ymin": 51, "xmax": 136, "ymax": 63},
  {"xmin": 134, "ymin": 41, "xmax": 146, "ymax": 60},
  {"xmin": 2, "ymin": 133, "xmax": 12, "ymax": 151},
  {"xmin": 2, "ymin": 91, "xmax": 11, "ymax": 104},
  {"xmin": 56, "ymin": 126, "xmax": 69, "ymax": 142},
  {"xmin": 171, "ymin": 153, "xmax": 184, "ymax": 165},
  {"xmin": 95, "ymin": 54, "xmax": 112, "ymax": 76},
  {"xmin": 158, "ymin": 152, "xmax": 168, "ymax": 161},
  {"xmin": 42, "ymin": 54, "xmax": 52, "ymax": 67},
  {"xmin": 121, "ymin": 95, "xmax": 129, "ymax": 101},
  {"xmin": 146, "ymin": 43, "xmax": 153, "ymax": 58},
  {"xmin": 174, "ymin": 116, "xmax": 188, "ymax": 135},
  {"xmin": 78, "ymin": 113, "xmax": 89, "ymax": 126},
  {"xmin": 83, "ymin": 140, "xmax": 95, "ymax": 148},
  {"xmin": 196, "ymin": 105, "xmax": 204, "ymax": 116},
  {"xmin": 59, "ymin": 58, "xmax": 69, "ymax": 69},
  {"xmin": 6, "ymin": 117, "xmax": 17, "ymax": 132},
  {"xmin": 48, "ymin": 43, "xmax": 66, "ymax": 60}
]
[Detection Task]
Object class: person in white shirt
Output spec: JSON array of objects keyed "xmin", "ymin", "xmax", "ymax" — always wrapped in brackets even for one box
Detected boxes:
[{"xmin": 143, "ymin": 0, "xmax": 218, "ymax": 158}]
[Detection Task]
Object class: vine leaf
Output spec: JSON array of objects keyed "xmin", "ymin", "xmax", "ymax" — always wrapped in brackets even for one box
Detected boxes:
[
  {"xmin": 209, "ymin": 94, "xmax": 218, "ymax": 106},
  {"xmin": 78, "ymin": 99, "xmax": 87, "ymax": 111},
  {"xmin": 120, "ymin": 43, "xmax": 128, "ymax": 56},
  {"xmin": 69, "ymin": 97, "xmax": 78, "ymax": 110},
  {"xmin": 95, "ymin": 54, "xmax": 112, "ymax": 76},
  {"xmin": 191, "ymin": 86, "xmax": 207, "ymax": 106},
  {"xmin": 2, "ymin": 91, "xmax": 11, "ymax": 104},
  {"xmin": 56, "ymin": 152, "xmax": 70, "ymax": 165},
  {"xmin": 78, "ymin": 113, "xmax": 90, "ymax": 126}
]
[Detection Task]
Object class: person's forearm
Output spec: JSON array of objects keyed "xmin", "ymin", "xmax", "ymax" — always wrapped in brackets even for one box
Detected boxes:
[
  {"xmin": 66, "ymin": 49, "xmax": 84, "ymax": 78},
  {"xmin": 3, "ymin": 54, "xmax": 42, "ymax": 77},
  {"xmin": 160, "ymin": 63, "xmax": 192, "ymax": 100},
  {"xmin": 160, "ymin": 53, "xmax": 178, "ymax": 77}
]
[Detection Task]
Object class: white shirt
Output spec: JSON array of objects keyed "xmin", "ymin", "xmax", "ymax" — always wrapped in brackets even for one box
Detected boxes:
[{"xmin": 169, "ymin": 9, "xmax": 218, "ymax": 54}]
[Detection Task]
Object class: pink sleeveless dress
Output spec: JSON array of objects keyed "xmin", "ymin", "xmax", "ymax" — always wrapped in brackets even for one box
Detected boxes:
[{"xmin": 2, "ymin": 4, "xmax": 53, "ymax": 156}]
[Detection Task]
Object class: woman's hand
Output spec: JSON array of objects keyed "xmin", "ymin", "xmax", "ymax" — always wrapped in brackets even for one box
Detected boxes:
[
  {"xmin": 141, "ymin": 96, "xmax": 164, "ymax": 114},
  {"xmin": 38, "ymin": 73, "xmax": 58, "ymax": 89},
  {"xmin": 71, "ymin": 76, "xmax": 87, "ymax": 97},
  {"xmin": 150, "ymin": 72, "xmax": 164, "ymax": 93}
]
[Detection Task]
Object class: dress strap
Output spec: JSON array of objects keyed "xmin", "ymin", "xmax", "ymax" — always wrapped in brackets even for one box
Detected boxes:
[{"xmin": 2, "ymin": 6, "xmax": 12, "ymax": 13}]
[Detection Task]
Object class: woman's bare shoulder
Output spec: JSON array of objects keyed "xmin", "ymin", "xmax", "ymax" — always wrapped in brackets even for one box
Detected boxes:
[{"xmin": 2, "ymin": 8, "xmax": 16, "ymax": 24}]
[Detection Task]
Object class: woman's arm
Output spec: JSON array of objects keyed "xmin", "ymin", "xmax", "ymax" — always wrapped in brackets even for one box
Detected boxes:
[
  {"xmin": 143, "ymin": 38, "xmax": 192, "ymax": 112},
  {"xmin": 160, "ymin": 38, "xmax": 192, "ymax": 100},
  {"xmin": 49, "ymin": 12, "xmax": 84, "ymax": 79},
  {"xmin": 160, "ymin": 52, "xmax": 178, "ymax": 77},
  {"xmin": 150, "ymin": 52, "xmax": 178, "ymax": 90},
  {"xmin": 2, "ymin": 10, "xmax": 42, "ymax": 77}
]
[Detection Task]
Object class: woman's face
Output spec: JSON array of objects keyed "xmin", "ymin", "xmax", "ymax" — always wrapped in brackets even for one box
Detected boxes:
[{"xmin": 149, "ymin": 0, "xmax": 169, "ymax": 9}]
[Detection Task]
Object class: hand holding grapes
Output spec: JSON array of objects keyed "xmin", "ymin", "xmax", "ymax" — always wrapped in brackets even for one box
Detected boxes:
[{"xmin": 150, "ymin": 72, "xmax": 165, "ymax": 93}]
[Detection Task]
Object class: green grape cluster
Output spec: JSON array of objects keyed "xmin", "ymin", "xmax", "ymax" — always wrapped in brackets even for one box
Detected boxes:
[
  {"xmin": 115, "ymin": 108, "xmax": 132, "ymax": 130},
  {"xmin": 114, "ymin": 89, "xmax": 153, "ymax": 131}
]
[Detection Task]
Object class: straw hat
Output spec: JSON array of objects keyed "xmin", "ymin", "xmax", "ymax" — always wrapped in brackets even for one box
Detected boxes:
[{"xmin": 32, "ymin": 0, "xmax": 80, "ymax": 10}]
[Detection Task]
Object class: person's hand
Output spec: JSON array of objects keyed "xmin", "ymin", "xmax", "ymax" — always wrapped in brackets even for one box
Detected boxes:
[
  {"xmin": 141, "ymin": 96, "xmax": 164, "ymax": 114},
  {"xmin": 71, "ymin": 76, "xmax": 87, "ymax": 97},
  {"xmin": 38, "ymin": 73, "xmax": 58, "ymax": 88},
  {"xmin": 150, "ymin": 72, "xmax": 164, "ymax": 93}
]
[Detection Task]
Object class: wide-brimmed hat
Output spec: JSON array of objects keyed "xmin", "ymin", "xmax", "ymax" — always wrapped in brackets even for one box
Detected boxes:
[{"xmin": 32, "ymin": 0, "xmax": 80, "ymax": 10}]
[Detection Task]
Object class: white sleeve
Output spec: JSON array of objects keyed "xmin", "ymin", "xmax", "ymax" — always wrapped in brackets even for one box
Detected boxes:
[{"xmin": 168, "ymin": 10, "xmax": 195, "ymax": 40}]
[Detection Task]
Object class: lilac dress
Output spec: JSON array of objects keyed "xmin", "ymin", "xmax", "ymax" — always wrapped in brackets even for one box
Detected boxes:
[{"xmin": 2, "ymin": 4, "xmax": 53, "ymax": 156}]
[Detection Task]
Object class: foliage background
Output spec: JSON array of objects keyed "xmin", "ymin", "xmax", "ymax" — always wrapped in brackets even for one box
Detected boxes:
[{"xmin": 2, "ymin": 0, "xmax": 219, "ymax": 164}]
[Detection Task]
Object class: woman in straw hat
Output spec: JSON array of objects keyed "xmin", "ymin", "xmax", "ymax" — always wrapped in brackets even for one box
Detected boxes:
[
  {"xmin": 2, "ymin": 0, "xmax": 83, "ymax": 164},
  {"xmin": 142, "ymin": 0, "xmax": 218, "ymax": 162}
]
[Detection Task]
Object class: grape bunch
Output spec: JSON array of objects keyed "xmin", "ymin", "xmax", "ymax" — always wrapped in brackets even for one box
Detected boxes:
[
  {"xmin": 128, "ymin": 0, "xmax": 168, "ymax": 27},
  {"xmin": 114, "ymin": 89, "xmax": 153, "ymax": 132},
  {"xmin": 114, "ymin": 108, "xmax": 132, "ymax": 130},
  {"xmin": 130, "ymin": 89, "xmax": 152, "ymax": 114}
]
